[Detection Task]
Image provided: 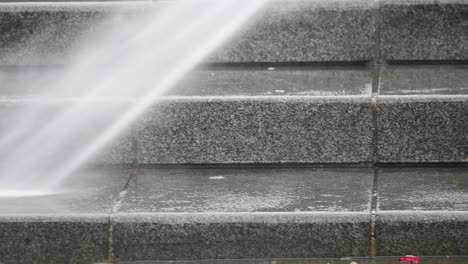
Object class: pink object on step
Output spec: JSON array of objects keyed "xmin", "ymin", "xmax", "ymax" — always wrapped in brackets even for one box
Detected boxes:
[{"xmin": 399, "ymin": 255, "xmax": 421, "ymax": 263}]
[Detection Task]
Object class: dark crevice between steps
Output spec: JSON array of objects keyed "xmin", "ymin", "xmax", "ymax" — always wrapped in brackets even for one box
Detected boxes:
[
  {"xmin": 387, "ymin": 60, "xmax": 468, "ymax": 65},
  {"xmin": 370, "ymin": 168, "xmax": 380, "ymax": 257},
  {"xmin": 374, "ymin": 162, "xmax": 468, "ymax": 168},
  {"xmin": 105, "ymin": 125, "xmax": 140, "ymax": 263},
  {"xmin": 199, "ymin": 61, "xmax": 370, "ymax": 69},
  {"xmin": 106, "ymin": 164, "xmax": 139, "ymax": 263}
]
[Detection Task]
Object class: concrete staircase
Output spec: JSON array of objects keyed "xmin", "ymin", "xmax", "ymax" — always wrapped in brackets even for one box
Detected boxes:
[{"xmin": 0, "ymin": 0, "xmax": 467, "ymax": 263}]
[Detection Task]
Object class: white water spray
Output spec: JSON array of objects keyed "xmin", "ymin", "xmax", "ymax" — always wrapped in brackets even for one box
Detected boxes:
[{"xmin": 0, "ymin": 0, "xmax": 268, "ymax": 196}]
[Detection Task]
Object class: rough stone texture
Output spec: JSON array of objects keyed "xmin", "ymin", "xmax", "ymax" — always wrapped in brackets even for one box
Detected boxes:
[
  {"xmin": 137, "ymin": 97, "xmax": 372, "ymax": 164},
  {"xmin": 0, "ymin": 216, "xmax": 109, "ymax": 264},
  {"xmin": 376, "ymin": 212, "xmax": 468, "ymax": 256},
  {"xmin": 114, "ymin": 213, "xmax": 370, "ymax": 261},
  {"xmin": 380, "ymin": 0, "xmax": 468, "ymax": 61},
  {"xmin": 377, "ymin": 95, "xmax": 468, "ymax": 163},
  {"xmin": 0, "ymin": 67, "xmax": 372, "ymax": 165},
  {"xmin": 120, "ymin": 257, "xmax": 468, "ymax": 264},
  {"xmin": 135, "ymin": 67, "xmax": 373, "ymax": 164},
  {"xmin": 377, "ymin": 65, "xmax": 468, "ymax": 162},
  {"xmin": 376, "ymin": 167, "xmax": 468, "ymax": 256},
  {"xmin": 0, "ymin": 168, "xmax": 131, "ymax": 264},
  {"xmin": 209, "ymin": 0, "xmax": 376, "ymax": 63},
  {"xmin": 0, "ymin": 0, "xmax": 376, "ymax": 66},
  {"xmin": 112, "ymin": 167, "xmax": 372, "ymax": 261}
]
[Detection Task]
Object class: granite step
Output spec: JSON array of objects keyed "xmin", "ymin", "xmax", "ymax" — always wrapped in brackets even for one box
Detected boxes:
[
  {"xmin": 0, "ymin": 0, "xmax": 468, "ymax": 66},
  {"xmin": 0, "ymin": 65, "xmax": 467, "ymax": 164},
  {"xmin": 0, "ymin": 166, "xmax": 467, "ymax": 263},
  {"xmin": 117, "ymin": 257, "xmax": 468, "ymax": 264}
]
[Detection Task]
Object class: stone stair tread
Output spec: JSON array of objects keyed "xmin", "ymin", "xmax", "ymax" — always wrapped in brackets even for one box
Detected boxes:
[
  {"xmin": 0, "ymin": 66, "xmax": 372, "ymax": 98},
  {"xmin": 0, "ymin": 166, "xmax": 468, "ymax": 262},
  {"xmin": 118, "ymin": 257, "xmax": 468, "ymax": 264},
  {"xmin": 0, "ymin": 167, "xmax": 130, "ymax": 216},
  {"xmin": 4, "ymin": 65, "xmax": 468, "ymax": 98},
  {"xmin": 380, "ymin": 65, "xmax": 468, "ymax": 96},
  {"xmin": 117, "ymin": 167, "xmax": 373, "ymax": 214}
]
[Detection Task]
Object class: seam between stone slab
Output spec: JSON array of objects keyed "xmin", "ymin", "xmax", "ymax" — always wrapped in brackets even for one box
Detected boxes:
[
  {"xmin": 106, "ymin": 168, "xmax": 138, "ymax": 263},
  {"xmin": 370, "ymin": 168, "xmax": 379, "ymax": 257}
]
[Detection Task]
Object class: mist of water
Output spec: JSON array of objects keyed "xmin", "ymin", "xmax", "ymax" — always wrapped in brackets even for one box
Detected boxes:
[{"xmin": 0, "ymin": 0, "xmax": 268, "ymax": 196}]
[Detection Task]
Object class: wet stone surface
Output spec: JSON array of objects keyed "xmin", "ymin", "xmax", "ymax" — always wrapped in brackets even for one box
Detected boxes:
[
  {"xmin": 119, "ymin": 168, "xmax": 372, "ymax": 213},
  {"xmin": 377, "ymin": 65, "xmax": 468, "ymax": 163},
  {"xmin": 380, "ymin": 65, "xmax": 468, "ymax": 96},
  {"xmin": 120, "ymin": 257, "xmax": 468, "ymax": 264},
  {"xmin": 132, "ymin": 66, "xmax": 373, "ymax": 164},
  {"xmin": 0, "ymin": 66, "xmax": 372, "ymax": 98},
  {"xmin": 0, "ymin": 168, "xmax": 131, "ymax": 264},
  {"xmin": 112, "ymin": 168, "xmax": 373, "ymax": 261},
  {"xmin": 376, "ymin": 167, "xmax": 468, "ymax": 256},
  {"xmin": 379, "ymin": 167, "xmax": 468, "ymax": 211}
]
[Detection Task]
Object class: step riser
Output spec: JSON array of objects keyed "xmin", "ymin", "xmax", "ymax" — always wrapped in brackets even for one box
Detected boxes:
[
  {"xmin": 377, "ymin": 97, "xmax": 468, "ymax": 163},
  {"xmin": 3, "ymin": 96, "xmax": 466, "ymax": 164},
  {"xmin": 1, "ymin": 167, "xmax": 468, "ymax": 263},
  {"xmin": 1, "ymin": 0, "xmax": 467, "ymax": 66},
  {"xmin": 136, "ymin": 98, "xmax": 373, "ymax": 164},
  {"xmin": 0, "ymin": 217, "xmax": 109, "ymax": 264},
  {"xmin": 113, "ymin": 214, "xmax": 371, "ymax": 261}
]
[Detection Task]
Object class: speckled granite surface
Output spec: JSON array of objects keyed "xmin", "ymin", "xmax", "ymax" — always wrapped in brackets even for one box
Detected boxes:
[
  {"xmin": 0, "ymin": 0, "xmax": 376, "ymax": 66},
  {"xmin": 0, "ymin": 66, "xmax": 374, "ymax": 165},
  {"xmin": 1, "ymin": 0, "xmax": 468, "ymax": 64},
  {"xmin": 380, "ymin": 0, "xmax": 468, "ymax": 61},
  {"xmin": 1, "ymin": 65, "xmax": 468, "ymax": 164},
  {"xmin": 376, "ymin": 167, "xmax": 468, "ymax": 256},
  {"xmin": 113, "ymin": 167, "xmax": 373, "ymax": 260},
  {"xmin": 377, "ymin": 65, "xmax": 468, "ymax": 163},
  {"xmin": 0, "ymin": 166, "xmax": 467, "ymax": 262},
  {"xmin": 136, "ymin": 97, "xmax": 373, "ymax": 164},
  {"xmin": 119, "ymin": 257, "xmax": 468, "ymax": 264},
  {"xmin": 0, "ymin": 167, "xmax": 130, "ymax": 264}
]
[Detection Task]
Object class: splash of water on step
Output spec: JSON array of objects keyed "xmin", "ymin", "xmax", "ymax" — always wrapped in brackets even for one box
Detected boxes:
[{"xmin": 0, "ymin": 0, "xmax": 268, "ymax": 196}]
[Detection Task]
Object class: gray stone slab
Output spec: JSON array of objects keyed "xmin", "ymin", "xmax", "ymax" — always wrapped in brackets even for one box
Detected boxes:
[
  {"xmin": 380, "ymin": 65, "xmax": 468, "ymax": 96},
  {"xmin": 0, "ymin": 0, "xmax": 376, "ymax": 66},
  {"xmin": 376, "ymin": 167, "xmax": 468, "ymax": 256},
  {"xmin": 0, "ymin": 2, "xmax": 149, "ymax": 66},
  {"xmin": 119, "ymin": 168, "xmax": 373, "ymax": 213},
  {"xmin": 0, "ymin": 167, "xmax": 131, "ymax": 264},
  {"xmin": 137, "ymin": 97, "xmax": 372, "ymax": 164},
  {"xmin": 0, "ymin": 67, "xmax": 371, "ymax": 165},
  {"xmin": 113, "ymin": 168, "xmax": 373, "ymax": 260},
  {"xmin": 119, "ymin": 257, "xmax": 468, "ymax": 264},
  {"xmin": 377, "ymin": 89, "xmax": 468, "ymax": 162},
  {"xmin": 378, "ymin": 167, "xmax": 468, "ymax": 211},
  {"xmin": 0, "ymin": 66, "xmax": 372, "ymax": 97},
  {"xmin": 135, "ymin": 67, "xmax": 372, "ymax": 164},
  {"xmin": 380, "ymin": 0, "xmax": 468, "ymax": 61},
  {"xmin": 209, "ymin": 0, "xmax": 376, "ymax": 63},
  {"xmin": 376, "ymin": 212, "xmax": 468, "ymax": 256}
]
